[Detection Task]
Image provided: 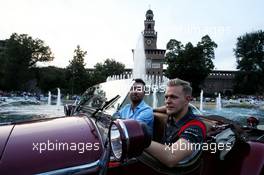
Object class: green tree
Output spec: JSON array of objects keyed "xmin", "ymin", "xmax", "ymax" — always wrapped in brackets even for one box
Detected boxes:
[
  {"xmin": 93, "ymin": 58, "xmax": 125, "ymax": 85},
  {"xmin": 1, "ymin": 33, "xmax": 54, "ymax": 91},
  {"xmin": 66, "ymin": 45, "xmax": 90, "ymax": 94},
  {"xmin": 165, "ymin": 35, "xmax": 217, "ymax": 95},
  {"xmin": 37, "ymin": 66, "xmax": 67, "ymax": 93},
  {"xmin": 0, "ymin": 41, "xmax": 7, "ymax": 89},
  {"xmin": 234, "ymin": 30, "xmax": 264, "ymax": 94}
]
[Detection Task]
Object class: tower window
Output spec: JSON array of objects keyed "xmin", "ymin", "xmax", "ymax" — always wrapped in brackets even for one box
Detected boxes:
[{"xmin": 148, "ymin": 24, "xmax": 151, "ymax": 29}]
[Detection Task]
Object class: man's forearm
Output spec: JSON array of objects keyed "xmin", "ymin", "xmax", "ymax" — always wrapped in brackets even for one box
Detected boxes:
[
  {"xmin": 145, "ymin": 141, "xmax": 175, "ymax": 167},
  {"xmin": 145, "ymin": 139, "xmax": 193, "ymax": 168},
  {"xmin": 153, "ymin": 105, "xmax": 166, "ymax": 113}
]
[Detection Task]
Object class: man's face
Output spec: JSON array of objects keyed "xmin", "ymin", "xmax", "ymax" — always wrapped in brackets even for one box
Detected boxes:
[
  {"xmin": 129, "ymin": 82, "xmax": 145, "ymax": 103},
  {"xmin": 165, "ymin": 86, "xmax": 190, "ymax": 115}
]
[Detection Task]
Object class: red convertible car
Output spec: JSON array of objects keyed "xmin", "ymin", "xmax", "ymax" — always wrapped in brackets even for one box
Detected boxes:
[{"xmin": 0, "ymin": 79, "xmax": 263, "ymax": 175}]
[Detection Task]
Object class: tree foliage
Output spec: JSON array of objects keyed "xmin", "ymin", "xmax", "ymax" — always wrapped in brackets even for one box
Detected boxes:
[
  {"xmin": 0, "ymin": 33, "xmax": 53, "ymax": 91},
  {"xmin": 0, "ymin": 42, "xmax": 7, "ymax": 88},
  {"xmin": 66, "ymin": 45, "xmax": 90, "ymax": 94},
  {"xmin": 37, "ymin": 66, "xmax": 67, "ymax": 93},
  {"xmin": 93, "ymin": 58, "xmax": 126, "ymax": 84},
  {"xmin": 234, "ymin": 30, "xmax": 264, "ymax": 94},
  {"xmin": 165, "ymin": 35, "xmax": 217, "ymax": 95},
  {"xmin": 0, "ymin": 33, "xmax": 128, "ymax": 95},
  {"xmin": 5, "ymin": 33, "xmax": 53, "ymax": 68}
]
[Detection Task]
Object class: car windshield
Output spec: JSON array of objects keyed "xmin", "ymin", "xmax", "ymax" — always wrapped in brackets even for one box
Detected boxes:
[{"xmin": 74, "ymin": 79, "xmax": 134, "ymax": 115}]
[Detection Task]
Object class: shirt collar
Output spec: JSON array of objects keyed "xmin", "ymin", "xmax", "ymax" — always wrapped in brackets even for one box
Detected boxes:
[
  {"xmin": 130, "ymin": 100, "xmax": 145, "ymax": 111},
  {"xmin": 136, "ymin": 100, "xmax": 145, "ymax": 108},
  {"xmin": 168, "ymin": 107, "xmax": 194, "ymax": 127}
]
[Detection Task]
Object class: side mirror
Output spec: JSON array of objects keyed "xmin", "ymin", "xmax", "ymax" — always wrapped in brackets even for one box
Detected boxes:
[
  {"xmin": 109, "ymin": 119, "xmax": 151, "ymax": 161},
  {"xmin": 64, "ymin": 104, "xmax": 76, "ymax": 116}
]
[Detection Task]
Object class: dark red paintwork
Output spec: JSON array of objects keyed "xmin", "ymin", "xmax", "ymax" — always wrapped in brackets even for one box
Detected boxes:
[
  {"xmin": 107, "ymin": 141, "xmax": 264, "ymax": 175},
  {"xmin": 240, "ymin": 141, "xmax": 264, "ymax": 175},
  {"xmin": 0, "ymin": 116, "xmax": 103, "ymax": 175},
  {"xmin": 0, "ymin": 125, "xmax": 14, "ymax": 158},
  {"xmin": 0, "ymin": 114, "xmax": 263, "ymax": 175}
]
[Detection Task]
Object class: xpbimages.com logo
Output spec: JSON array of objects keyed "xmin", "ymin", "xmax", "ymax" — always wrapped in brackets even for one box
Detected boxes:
[
  {"xmin": 32, "ymin": 140, "xmax": 100, "ymax": 154},
  {"xmin": 130, "ymin": 84, "xmax": 167, "ymax": 95},
  {"xmin": 164, "ymin": 139, "xmax": 232, "ymax": 154}
]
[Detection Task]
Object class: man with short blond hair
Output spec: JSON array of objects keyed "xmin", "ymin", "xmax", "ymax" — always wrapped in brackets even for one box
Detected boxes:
[
  {"xmin": 167, "ymin": 78, "xmax": 192, "ymax": 96},
  {"xmin": 145, "ymin": 78, "xmax": 206, "ymax": 167}
]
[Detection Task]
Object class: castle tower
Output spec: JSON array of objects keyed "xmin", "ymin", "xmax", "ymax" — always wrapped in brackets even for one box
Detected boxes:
[{"xmin": 143, "ymin": 9, "xmax": 165, "ymax": 81}]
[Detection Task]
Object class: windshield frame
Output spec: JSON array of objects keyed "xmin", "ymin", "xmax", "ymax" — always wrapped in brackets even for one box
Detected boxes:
[{"xmin": 77, "ymin": 79, "xmax": 134, "ymax": 116}]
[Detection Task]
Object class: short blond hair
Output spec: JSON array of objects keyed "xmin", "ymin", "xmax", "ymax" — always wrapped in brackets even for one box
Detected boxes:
[{"xmin": 167, "ymin": 78, "xmax": 192, "ymax": 96}]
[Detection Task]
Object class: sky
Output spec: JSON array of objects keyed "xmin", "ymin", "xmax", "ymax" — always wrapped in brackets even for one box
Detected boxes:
[{"xmin": 0, "ymin": 0, "xmax": 263, "ymax": 70}]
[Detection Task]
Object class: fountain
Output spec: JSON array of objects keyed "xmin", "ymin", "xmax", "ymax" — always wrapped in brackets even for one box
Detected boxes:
[
  {"xmin": 152, "ymin": 82, "xmax": 158, "ymax": 108},
  {"xmin": 216, "ymin": 93, "xmax": 222, "ymax": 110},
  {"xmin": 200, "ymin": 90, "xmax": 204, "ymax": 111},
  {"xmin": 133, "ymin": 33, "xmax": 146, "ymax": 79},
  {"xmin": 56, "ymin": 88, "xmax": 61, "ymax": 108},
  {"xmin": 48, "ymin": 91, "xmax": 51, "ymax": 105}
]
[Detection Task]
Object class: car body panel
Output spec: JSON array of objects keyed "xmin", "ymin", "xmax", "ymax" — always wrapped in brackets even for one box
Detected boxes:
[
  {"xmin": 0, "ymin": 116, "xmax": 103, "ymax": 175},
  {"xmin": 240, "ymin": 141, "xmax": 264, "ymax": 175},
  {"xmin": 0, "ymin": 125, "xmax": 14, "ymax": 159}
]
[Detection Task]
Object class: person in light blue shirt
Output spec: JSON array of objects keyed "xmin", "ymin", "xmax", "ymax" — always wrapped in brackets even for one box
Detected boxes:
[{"xmin": 117, "ymin": 79, "xmax": 154, "ymax": 135}]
